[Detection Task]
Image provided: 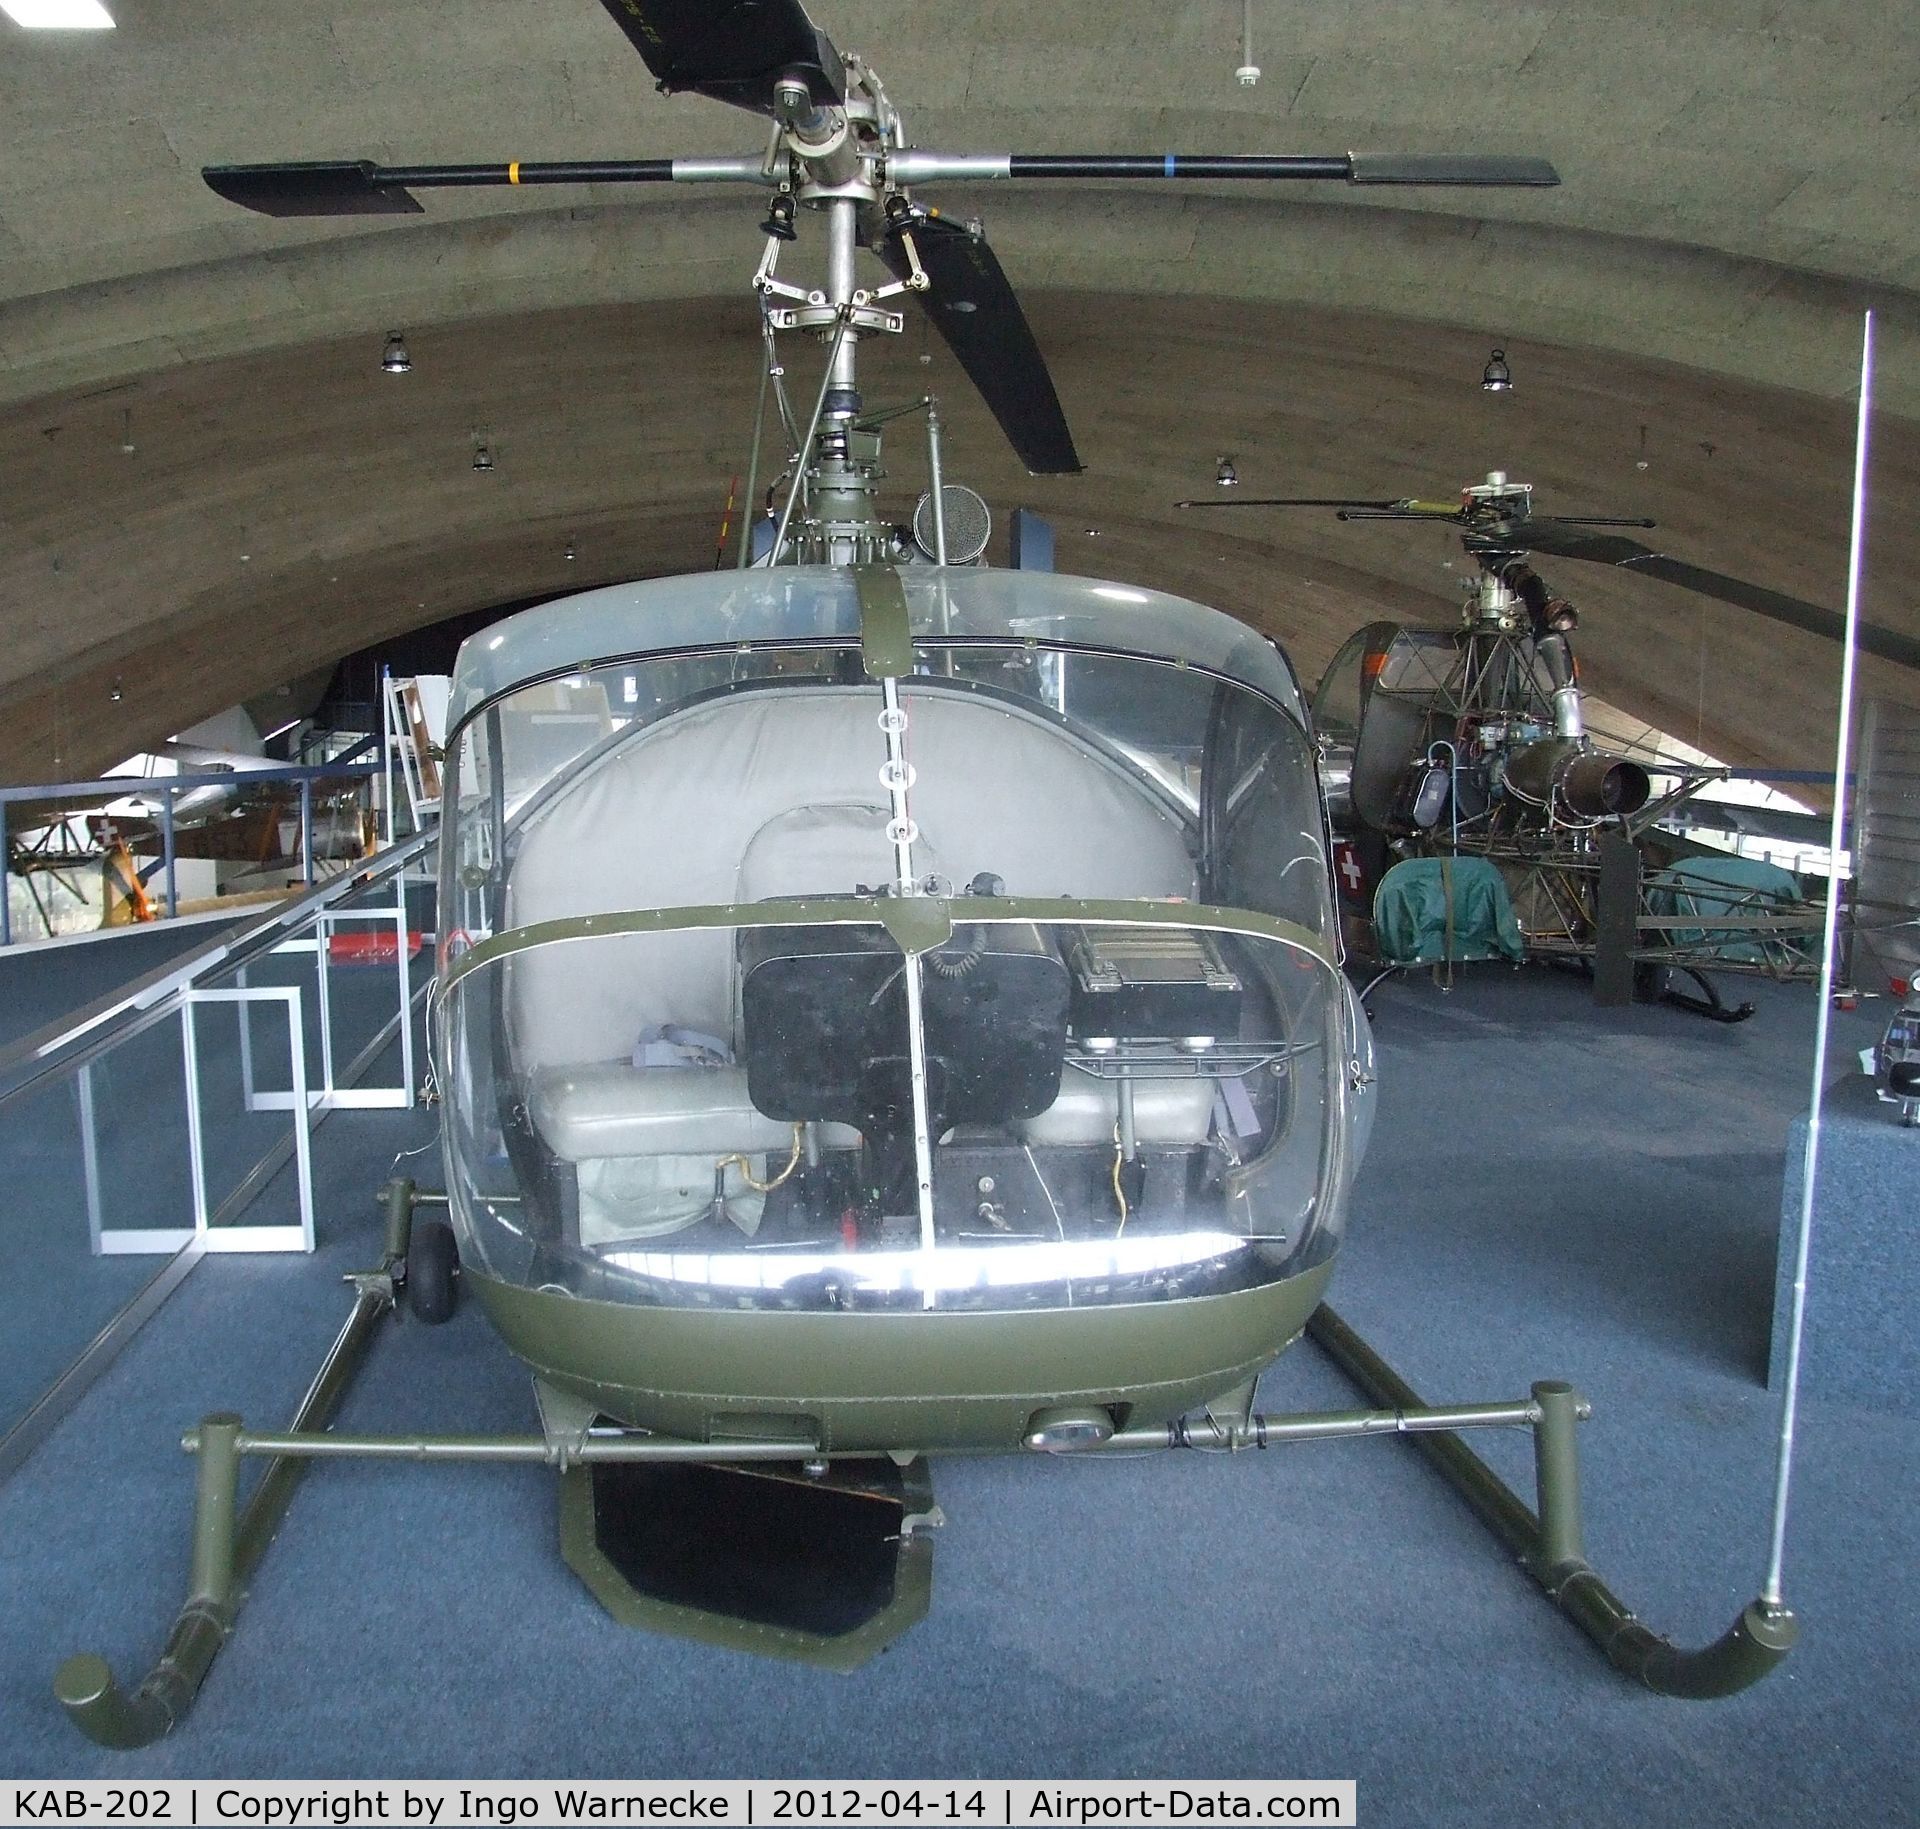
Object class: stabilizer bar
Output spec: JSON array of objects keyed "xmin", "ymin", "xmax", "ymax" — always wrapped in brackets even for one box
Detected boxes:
[{"xmin": 1306, "ymin": 1304, "xmax": 1796, "ymax": 1697}]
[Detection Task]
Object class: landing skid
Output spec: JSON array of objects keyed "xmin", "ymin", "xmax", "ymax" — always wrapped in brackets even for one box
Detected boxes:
[
  {"xmin": 1654, "ymin": 966, "xmax": 1758, "ymax": 1025},
  {"xmin": 53, "ymin": 1183, "xmax": 1795, "ymax": 1747}
]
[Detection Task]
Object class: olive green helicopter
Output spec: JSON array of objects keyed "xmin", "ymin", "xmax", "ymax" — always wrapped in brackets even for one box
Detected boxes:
[{"xmin": 55, "ymin": 0, "xmax": 1798, "ymax": 1747}]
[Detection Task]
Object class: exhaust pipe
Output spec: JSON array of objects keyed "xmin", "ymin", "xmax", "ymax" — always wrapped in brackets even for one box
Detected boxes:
[{"xmin": 1504, "ymin": 739, "xmax": 1651, "ymax": 820}]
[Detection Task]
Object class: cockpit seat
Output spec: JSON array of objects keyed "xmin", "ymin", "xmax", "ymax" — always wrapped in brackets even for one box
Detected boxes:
[
  {"xmin": 1017, "ymin": 1074, "xmax": 1217, "ymax": 1148},
  {"xmin": 529, "ymin": 1063, "xmax": 862, "ymax": 1162}
]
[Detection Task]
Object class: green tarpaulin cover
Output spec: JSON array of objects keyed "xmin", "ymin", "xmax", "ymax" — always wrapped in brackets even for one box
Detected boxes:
[
  {"xmin": 1646, "ymin": 853, "xmax": 1816, "ymax": 965},
  {"xmin": 1373, "ymin": 856, "xmax": 1526, "ymax": 966}
]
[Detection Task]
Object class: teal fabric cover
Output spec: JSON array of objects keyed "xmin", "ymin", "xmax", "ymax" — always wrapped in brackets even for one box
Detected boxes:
[
  {"xmin": 1372, "ymin": 856, "xmax": 1526, "ymax": 966},
  {"xmin": 1647, "ymin": 852, "xmax": 1816, "ymax": 964}
]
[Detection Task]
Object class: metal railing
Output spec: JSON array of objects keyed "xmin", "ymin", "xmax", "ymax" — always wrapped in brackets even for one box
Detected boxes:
[{"xmin": 0, "ymin": 828, "xmax": 436, "ymax": 1481}]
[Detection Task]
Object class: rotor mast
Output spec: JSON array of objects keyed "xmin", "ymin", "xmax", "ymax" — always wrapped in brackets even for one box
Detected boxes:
[{"xmin": 752, "ymin": 69, "xmax": 919, "ymax": 565}]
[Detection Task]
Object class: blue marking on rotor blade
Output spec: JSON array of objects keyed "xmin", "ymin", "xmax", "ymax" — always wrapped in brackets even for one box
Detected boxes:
[{"xmin": 1165, "ymin": 153, "xmax": 1176, "ymax": 177}]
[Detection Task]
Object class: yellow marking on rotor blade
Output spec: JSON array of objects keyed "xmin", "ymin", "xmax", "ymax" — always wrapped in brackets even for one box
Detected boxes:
[{"xmin": 508, "ymin": 161, "xmax": 520, "ymax": 185}]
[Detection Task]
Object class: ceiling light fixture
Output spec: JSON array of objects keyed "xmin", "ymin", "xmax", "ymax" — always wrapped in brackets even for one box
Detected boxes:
[
  {"xmin": 471, "ymin": 432, "xmax": 494, "ymax": 473},
  {"xmin": 1235, "ymin": 0, "xmax": 1259, "ymax": 84},
  {"xmin": 381, "ymin": 331, "xmax": 411, "ymax": 374},
  {"xmin": 108, "ymin": 677, "xmax": 124, "ymax": 703},
  {"xmin": 119, "ymin": 408, "xmax": 135, "ymax": 455},
  {"xmin": 1, "ymin": 2, "xmax": 115, "ymax": 28},
  {"xmin": 1216, "ymin": 455, "xmax": 1239, "ymax": 487},
  {"xmin": 1481, "ymin": 347, "xmax": 1513, "ymax": 393}
]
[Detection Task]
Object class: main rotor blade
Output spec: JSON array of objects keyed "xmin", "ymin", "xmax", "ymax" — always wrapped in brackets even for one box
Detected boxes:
[
  {"xmin": 1467, "ymin": 523, "xmax": 1920, "ymax": 672},
  {"xmin": 203, "ymin": 159, "xmax": 683, "ymax": 216},
  {"xmin": 593, "ymin": 0, "xmax": 844, "ymax": 114},
  {"xmin": 1539, "ymin": 515, "xmax": 1658, "ymax": 528},
  {"xmin": 1175, "ymin": 496, "xmax": 1413, "ymax": 510},
  {"xmin": 999, "ymin": 153, "xmax": 1559, "ymax": 187},
  {"xmin": 877, "ymin": 216, "xmax": 1081, "ymax": 476}
]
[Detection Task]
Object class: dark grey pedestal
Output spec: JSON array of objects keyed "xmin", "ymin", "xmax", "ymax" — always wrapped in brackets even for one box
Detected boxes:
[{"xmin": 1772, "ymin": 1072, "xmax": 1920, "ymax": 1411}]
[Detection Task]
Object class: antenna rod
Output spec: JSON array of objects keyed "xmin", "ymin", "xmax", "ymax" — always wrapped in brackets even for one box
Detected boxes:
[{"xmin": 1763, "ymin": 308, "xmax": 1874, "ymax": 1608}]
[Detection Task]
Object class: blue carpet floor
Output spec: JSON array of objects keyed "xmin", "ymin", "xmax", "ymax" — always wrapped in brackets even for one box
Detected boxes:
[{"xmin": 0, "ymin": 963, "xmax": 1914, "ymax": 1827}]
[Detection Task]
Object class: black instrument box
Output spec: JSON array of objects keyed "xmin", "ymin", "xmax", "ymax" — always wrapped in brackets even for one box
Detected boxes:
[
  {"xmin": 738, "ymin": 920, "xmax": 1069, "ymax": 1133},
  {"xmin": 1065, "ymin": 926, "xmax": 1243, "ymax": 1040}
]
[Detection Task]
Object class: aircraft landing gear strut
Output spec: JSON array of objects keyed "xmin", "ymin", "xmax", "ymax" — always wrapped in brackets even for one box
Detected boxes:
[
  {"xmin": 53, "ymin": 1191, "xmax": 1795, "ymax": 1748},
  {"xmin": 1305, "ymin": 1305, "xmax": 1794, "ymax": 1697}
]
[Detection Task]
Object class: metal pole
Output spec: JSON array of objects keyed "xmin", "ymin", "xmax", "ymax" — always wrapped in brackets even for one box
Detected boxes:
[
  {"xmin": 187, "ymin": 1414, "xmax": 241, "ymax": 1610},
  {"xmin": 876, "ymin": 671, "xmax": 937, "ymax": 1300},
  {"xmin": 1532, "ymin": 1380, "xmax": 1586, "ymax": 1572},
  {"xmin": 77, "ymin": 1062, "xmax": 103, "ymax": 1254},
  {"xmin": 926, "ymin": 399, "xmax": 950, "ymax": 566},
  {"xmin": 161, "ymin": 785, "xmax": 178, "ymax": 919},
  {"xmin": 766, "ymin": 316, "xmax": 850, "ymax": 565},
  {"xmin": 394, "ymin": 898, "xmax": 415, "ymax": 1107},
  {"xmin": 736, "ymin": 323, "xmax": 775, "ymax": 569},
  {"xmin": 1764, "ymin": 309, "xmax": 1874, "ymax": 1609},
  {"xmin": 379, "ymin": 666, "xmax": 396, "ymax": 846},
  {"xmin": 900, "ymin": 951, "xmax": 939, "ymax": 1308},
  {"xmin": 824, "ymin": 196, "xmax": 859, "ymax": 394},
  {"xmin": 179, "ymin": 1002, "xmax": 209, "ymax": 1235},
  {"xmin": 283, "ymin": 987, "xmax": 315, "ymax": 1251},
  {"xmin": 0, "ymin": 799, "xmax": 10, "ymax": 946},
  {"xmin": 299, "ymin": 779, "xmax": 314, "ymax": 888}
]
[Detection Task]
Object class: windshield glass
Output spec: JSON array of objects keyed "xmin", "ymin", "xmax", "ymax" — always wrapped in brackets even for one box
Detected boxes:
[
  {"xmin": 439, "ymin": 642, "xmax": 1331, "ymax": 953},
  {"xmin": 447, "ymin": 567, "xmax": 1308, "ymax": 736},
  {"xmin": 439, "ymin": 911, "xmax": 1351, "ymax": 1315},
  {"xmin": 435, "ymin": 621, "xmax": 1350, "ymax": 1317}
]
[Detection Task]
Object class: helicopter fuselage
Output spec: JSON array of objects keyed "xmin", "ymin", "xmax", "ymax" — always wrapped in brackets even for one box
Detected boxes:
[{"xmin": 432, "ymin": 565, "xmax": 1371, "ymax": 1455}]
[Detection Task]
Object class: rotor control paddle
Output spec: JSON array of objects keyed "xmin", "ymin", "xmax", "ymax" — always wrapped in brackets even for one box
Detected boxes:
[
  {"xmin": 592, "ymin": 0, "xmax": 846, "ymax": 114},
  {"xmin": 202, "ymin": 158, "xmax": 680, "ymax": 217},
  {"xmin": 873, "ymin": 211, "xmax": 1081, "ymax": 476}
]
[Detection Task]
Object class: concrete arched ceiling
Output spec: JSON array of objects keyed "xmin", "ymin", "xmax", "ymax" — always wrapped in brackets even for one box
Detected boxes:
[{"xmin": 0, "ymin": 0, "xmax": 1915, "ymax": 785}]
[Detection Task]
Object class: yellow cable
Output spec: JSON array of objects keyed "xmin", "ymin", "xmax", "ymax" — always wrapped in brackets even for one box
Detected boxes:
[{"xmin": 719, "ymin": 1124, "xmax": 804, "ymax": 1194}]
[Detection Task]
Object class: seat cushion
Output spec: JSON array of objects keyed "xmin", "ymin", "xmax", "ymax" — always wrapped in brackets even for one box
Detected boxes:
[{"xmin": 529, "ymin": 1063, "xmax": 861, "ymax": 1162}]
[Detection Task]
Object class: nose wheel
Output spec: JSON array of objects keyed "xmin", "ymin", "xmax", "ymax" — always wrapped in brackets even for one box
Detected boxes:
[{"xmin": 406, "ymin": 1216, "xmax": 460, "ymax": 1324}]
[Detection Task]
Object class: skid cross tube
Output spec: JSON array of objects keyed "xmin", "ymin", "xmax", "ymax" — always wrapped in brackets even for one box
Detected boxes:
[
  {"xmin": 55, "ymin": 1228, "xmax": 1789, "ymax": 1745},
  {"xmin": 1306, "ymin": 1304, "xmax": 1796, "ymax": 1697}
]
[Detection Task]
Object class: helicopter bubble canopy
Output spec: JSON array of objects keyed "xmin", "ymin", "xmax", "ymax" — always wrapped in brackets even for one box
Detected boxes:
[
  {"xmin": 434, "ymin": 569, "xmax": 1360, "ymax": 1321},
  {"xmin": 445, "ymin": 567, "xmax": 1308, "ymax": 745}
]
